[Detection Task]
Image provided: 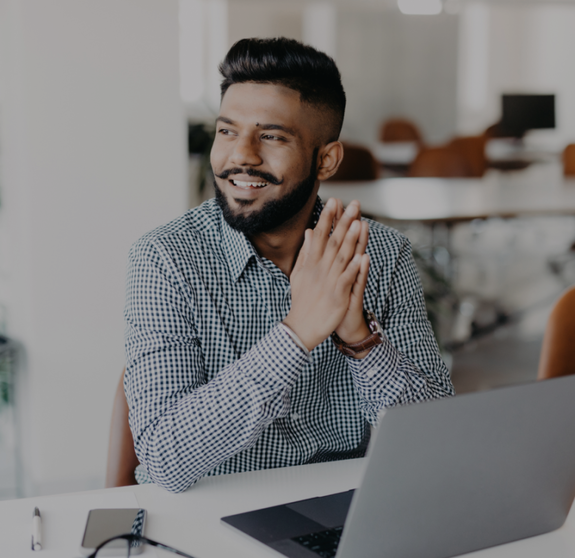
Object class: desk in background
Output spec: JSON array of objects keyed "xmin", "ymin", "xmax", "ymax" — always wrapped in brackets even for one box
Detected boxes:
[
  {"xmin": 320, "ymin": 164, "xmax": 575, "ymax": 343},
  {"xmin": 369, "ymin": 138, "xmax": 562, "ymax": 175},
  {"xmin": 1, "ymin": 459, "xmax": 574, "ymax": 558},
  {"xmin": 320, "ymin": 163, "xmax": 575, "ymax": 224}
]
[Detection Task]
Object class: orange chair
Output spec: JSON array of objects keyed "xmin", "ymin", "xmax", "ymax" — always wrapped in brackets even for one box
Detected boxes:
[
  {"xmin": 483, "ymin": 123, "xmax": 531, "ymax": 171},
  {"xmin": 379, "ymin": 118, "xmax": 423, "ymax": 144},
  {"xmin": 538, "ymin": 287, "xmax": 575, "ymax": 380},
  {"xmin": 484, "ymin": 121, "xmax": 517, "ymax": 139},
  {"xmin": 327, "ymin": 142, "xmax": 379, "ymax": 181},
  {"xmin": 408, "ymin": 146, "xmax": 473, "ymax": 178},
  {"xmin": 448, "ymin": 136, "xmax": 487, "ymax": 178},
  {"xmin": 563, "ymin": 144, "xmax": 575, "ymax": 176},
  {"xmin": 105, "ymin": 369, "xmax": 140, "ymax": 487}
]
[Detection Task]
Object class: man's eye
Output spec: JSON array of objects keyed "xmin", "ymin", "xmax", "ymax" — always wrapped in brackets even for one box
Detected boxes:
[
  {"xmin": 218, "ymin": 128, "xmax": 233, "ymax": 136},
  {"xmin": 262, "ymin": 134, "xmax": 283, "ymax": 141}
]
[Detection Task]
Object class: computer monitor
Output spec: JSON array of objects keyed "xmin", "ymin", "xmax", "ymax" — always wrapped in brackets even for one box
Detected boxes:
[{"xmin": 500, "ymin": 94, "xmax": 555, "ymax": 138}]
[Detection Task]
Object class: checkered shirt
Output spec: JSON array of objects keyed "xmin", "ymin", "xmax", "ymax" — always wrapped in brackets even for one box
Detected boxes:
[{"xmin": 124, "ymin": 197, "xmax": 454, "ymax": 493}]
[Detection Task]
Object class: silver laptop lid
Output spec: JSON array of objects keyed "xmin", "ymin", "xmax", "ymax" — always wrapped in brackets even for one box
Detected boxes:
[{"xmin": 338, "ymin": 375, "xmax": 575, "ymax": 558}]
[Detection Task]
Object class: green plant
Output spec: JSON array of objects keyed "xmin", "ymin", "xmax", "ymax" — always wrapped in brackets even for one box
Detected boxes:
[
  {"xmin": 0, "ymin": 336, "xmax": 15, "ymax": 411},
  {"xmin": 0, "ymin": 342, "xmax": 13, "ymax": 411},
  {"xmin": 0, "ymin": 362, "xmax": 10, "ymax": 407},
  {"xmin": 188, "ymin": 123, "xmax": 215, "ymax": 196}
]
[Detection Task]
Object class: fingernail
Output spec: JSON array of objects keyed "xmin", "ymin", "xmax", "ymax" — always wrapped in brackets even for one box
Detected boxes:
[
  {"xmin": 350, "ymin": 220, "xmax": 359, "ymax": 232},
  {"xmin": 345, "ymin": 203, "xmax": 358, "ymax": 216},
  {"xmin": 326, "ymin": 198, "xmax": 336, "ymax": 209}
]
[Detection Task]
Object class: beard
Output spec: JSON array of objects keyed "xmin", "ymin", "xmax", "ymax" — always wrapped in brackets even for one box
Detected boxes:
[{"xmin": 214, "ymin": 148, "xmax": 319, "ymax": 236}]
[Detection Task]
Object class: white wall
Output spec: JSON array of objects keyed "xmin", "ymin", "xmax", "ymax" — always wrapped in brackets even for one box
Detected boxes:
[
  {"xmin": 222, "ymin": 1, "xmax": 460, "ymax": 146},
  {"xmin": 337, "ymin": 8, "xmax": 459, "ymax": 145},
  {"xmin": 0, "ymin": 0, "xmax": 187, "ymax": 495},
  {"xmin": 458, "ymin": 2, "xmax": 575, "ymax": 145},
  {"xmin": 228, "ymin": 0, "xmax": 303, "ymax": 46}
]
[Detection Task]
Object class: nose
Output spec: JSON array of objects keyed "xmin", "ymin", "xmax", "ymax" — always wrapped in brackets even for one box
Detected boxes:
[{"xmin": 230, "ymin": 134, "xmax": 262, "ymax": 167}]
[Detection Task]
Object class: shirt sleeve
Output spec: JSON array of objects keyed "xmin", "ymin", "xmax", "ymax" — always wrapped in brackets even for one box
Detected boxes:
[
  {"xmin": 346, "ymin": 236, "xmax": 455, "ymax": 425},
  {"xmin": 124, "ymin": 238, "xmax": 309, "ymax": 493}
]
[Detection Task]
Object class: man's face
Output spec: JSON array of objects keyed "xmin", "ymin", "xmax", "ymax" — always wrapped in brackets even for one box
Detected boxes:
[{"xmin": 210, "ymin": 82, "xmax": 321, "ymax": 234}]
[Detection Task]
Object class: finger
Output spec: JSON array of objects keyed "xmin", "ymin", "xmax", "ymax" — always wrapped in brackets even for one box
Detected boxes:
[
  {"xmin": 324, "ymin": 200, "xmax": 361, "ymax": 262},
  {"xmin": 330, "ymin": 219, "xmax": 362, "ymax": 276},
  {"xmin": 350, "ymin": 254, "xmax": 370, "ymax": 308},
  {"xmin": 310, "ymin": 198, "xmax": 337, "ymax": 260},
  {"xmin": 292, "ymin": 229, "xmax": 313, "ymax": 277},
  {"xmin": 354, "ymin": 221, "xmax": 369, "ymax": 257},
  {"xmin": 335, "ymin": 253, "xmax": 363, "ymax": 298},
  {"xmin": 333, "ymin": 199, "xmax": 344, "ymax": 234}
]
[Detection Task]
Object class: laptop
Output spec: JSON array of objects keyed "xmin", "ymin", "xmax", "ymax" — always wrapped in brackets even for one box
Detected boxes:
[{"xmin": 222, "ymin": 375, "xmax": 575, "ymax": 558}]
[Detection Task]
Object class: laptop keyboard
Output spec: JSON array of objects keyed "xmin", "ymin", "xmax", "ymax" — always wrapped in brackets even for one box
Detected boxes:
[{"xmin": 292, "ymin": 526, "xmax": 343, "ymax": 557}]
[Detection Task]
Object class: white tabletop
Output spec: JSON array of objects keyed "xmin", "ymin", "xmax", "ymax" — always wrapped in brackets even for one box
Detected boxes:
[
  {"xmin": 371, "ymin": 141, "xmax": 419, "ymax": 165},
  {"xmin": 1, "ymin": 458, "xmax": 574, "ymax": 558},
  {"xmin": 320, "ymin": 163, "xmax": 575, "ymax": 223}
]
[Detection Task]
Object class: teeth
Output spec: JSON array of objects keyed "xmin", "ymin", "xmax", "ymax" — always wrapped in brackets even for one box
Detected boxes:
[{"xmin": 232, "ymin": 180, "xmax": 268, "ymax": 189}]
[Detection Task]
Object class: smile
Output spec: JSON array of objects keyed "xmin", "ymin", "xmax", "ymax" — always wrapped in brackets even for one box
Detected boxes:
[{"xmin": 231, "ymin": 179, "xmax": 269, "ymax": 189}]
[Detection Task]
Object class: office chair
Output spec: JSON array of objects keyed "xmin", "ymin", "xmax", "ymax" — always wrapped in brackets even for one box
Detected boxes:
[
  {"xmin": 483, "ymin": 121, "xmax": 518, "ymax": 139},
  {"xmin": 408, "ymin": 146, "xmax": 473, "ymax": 178},
  {"xmin": 379, "ymin": 118, "xmax": 423, "ymax": 144},
  {"xmin": 563, "ymin": 144, "xmax": 575, "ymax": 176},
  {"xmin": 327, "ymin": 142, "xmax": 380, "ymax": 181},
  {"xmin": 448, "ymin": 135, "xmax": 487, "ymax": 178},
  {"xmin": 483, "ymin": 122, "xmax": 531, "ymax": 171},
  {"xmin": 538, "ymin": 286, "xmax": 575, "ymax": 380},
  {"xmin": 105, "ymin": 368, "xmax": 140, "ymax": 487}
]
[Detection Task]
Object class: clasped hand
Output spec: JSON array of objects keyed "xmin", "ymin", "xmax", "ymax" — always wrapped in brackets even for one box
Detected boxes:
[{"xmin": 283, "ymin": 197, "xmax": 370, "ymax": 352}]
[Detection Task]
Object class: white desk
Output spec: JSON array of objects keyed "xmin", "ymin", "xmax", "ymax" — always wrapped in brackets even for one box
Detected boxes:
[
  {"xmin": 1, "ymin": 458, "xmax": 574, "ymax": 558},
  {"xmin": 320, "ymin": 164, "xmax": 575, "ymax": 223},
  {"xmin": 371, "ymin": 141, "xmax": 419, "ymax": 166}
]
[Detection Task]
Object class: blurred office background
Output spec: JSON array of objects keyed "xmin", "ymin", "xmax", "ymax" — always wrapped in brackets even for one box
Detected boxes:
[{"xmin": 0, "ymin": 0, "xmax": 574, "ymax": 499}]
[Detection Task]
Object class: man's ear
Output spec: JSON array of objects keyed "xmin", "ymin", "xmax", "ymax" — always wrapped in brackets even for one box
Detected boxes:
[{"xmin": 316, "ymin": 141, "xmax": 344, "ymax": 182}]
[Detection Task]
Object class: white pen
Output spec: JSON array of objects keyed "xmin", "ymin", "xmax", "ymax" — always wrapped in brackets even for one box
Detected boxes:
[{"xmin": 31, "ymin": 507, "xmax": 42, "ymax": 551}]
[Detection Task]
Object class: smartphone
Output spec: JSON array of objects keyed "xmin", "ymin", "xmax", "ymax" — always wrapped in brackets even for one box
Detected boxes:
[{"xmin": 79, "ymin": 508, "xmax": 147, "ymax": 556}]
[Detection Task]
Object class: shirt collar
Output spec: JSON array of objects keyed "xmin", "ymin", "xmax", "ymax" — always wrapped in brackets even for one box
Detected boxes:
[
  {"xmin": 219, "ymin": 196, "xmax": 325, "ymax": 283},
  {"xmin": 220, "ymin": 213, "xmax": 258, "ymax": 282},
  {"xmin": 311, "ymin": 196, "xmax": 324, "ymax": 228}
]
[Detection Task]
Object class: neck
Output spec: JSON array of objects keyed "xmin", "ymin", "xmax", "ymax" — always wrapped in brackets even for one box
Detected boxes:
[{"xmin": 248, "ymin": 188, "xmax": 319, "ymax": 277}]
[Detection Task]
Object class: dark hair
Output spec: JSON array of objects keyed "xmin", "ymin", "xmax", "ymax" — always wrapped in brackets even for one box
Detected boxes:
[{"xmin": 219, "ymin": 37, "xmax": 346, "ymax": 143}]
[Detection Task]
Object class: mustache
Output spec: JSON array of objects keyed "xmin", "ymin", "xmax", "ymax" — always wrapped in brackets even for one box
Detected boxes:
[{"xmin": 215, "ymin": 167, "xmax": 284, "ymax": 185}]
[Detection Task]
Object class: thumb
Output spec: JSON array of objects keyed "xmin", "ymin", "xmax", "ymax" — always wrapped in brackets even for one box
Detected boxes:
[{"xmin": 292, "ymin": 229, "xmax": 313, "ymax": 277}]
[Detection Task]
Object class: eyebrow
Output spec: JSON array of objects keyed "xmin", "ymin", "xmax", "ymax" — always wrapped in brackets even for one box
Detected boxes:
[
  {"xmin": 216, "ymin": 116, "xmax": 298, "ymax": 137},
  {"xmin": 216, "ymin": 116, "xmax": 235, "ymax": 126},
  {"xmin": 257, "ymin": 123, "xmax": 298, "ymax": 137}
]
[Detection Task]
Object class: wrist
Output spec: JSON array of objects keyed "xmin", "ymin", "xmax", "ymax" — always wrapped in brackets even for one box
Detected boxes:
[
  {"xmin": 278, "ymin": 323, "xmax": 312, "ymax": 361},
  {"xmin": 282, "ymin": 315, "xmax": 323, "ymax": 352},
  {"xmin": 335, "ymin": 321, "xmax": 371, "ymax": 345},
  {"xmin": 332, "ymin": 311, "xmax": 384, "ymax": 359}
]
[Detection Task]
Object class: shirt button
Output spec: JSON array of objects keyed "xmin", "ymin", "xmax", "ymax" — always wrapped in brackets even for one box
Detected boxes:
[
  {"xmin": 366, "ymin": 368, "xmax": 377, "ymax": 379},
  {"xmin": 292, "ymin": 412, "xmax": 299, "ymax": 420}
]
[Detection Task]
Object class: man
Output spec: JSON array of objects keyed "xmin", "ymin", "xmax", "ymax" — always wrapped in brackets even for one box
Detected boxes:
[{"xmin": 124, "ymin": 37, "xmax": 454, "ymax": 494}]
